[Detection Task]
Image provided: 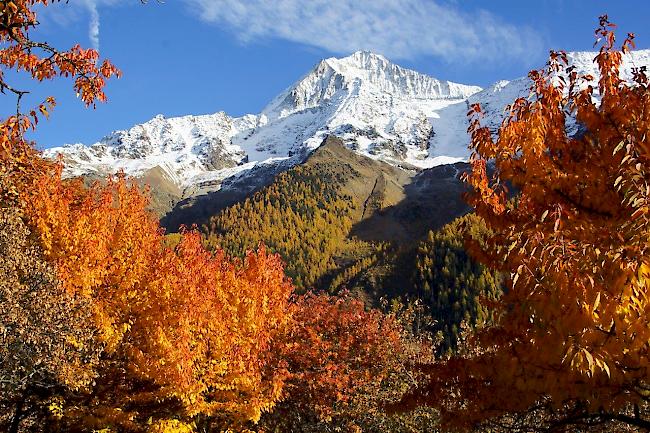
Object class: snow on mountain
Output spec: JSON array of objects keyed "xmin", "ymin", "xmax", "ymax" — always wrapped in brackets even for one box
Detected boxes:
[
  {"xmin": 469, "ymin": 49, "xmax": 650, "ymax": 135},
  {"xmin": 45, "ymin": 49, "xmax": 650, "ymax": 196},
  {"xmin": 46, "ymin": 51, "xmax": 482, "ymax": 193},
  {"xmin": 253, "ymin": 51, "xmax": 482, "ymax": 167}
]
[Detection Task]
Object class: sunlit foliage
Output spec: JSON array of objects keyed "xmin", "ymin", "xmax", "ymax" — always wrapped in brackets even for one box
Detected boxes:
[
  {"xmin": 398, "ymin": 17, "xmax": 650, "ymax": 432},
  {"xmin": 206, "ymin": 165, "xmax": 356, "ymax": 288}
]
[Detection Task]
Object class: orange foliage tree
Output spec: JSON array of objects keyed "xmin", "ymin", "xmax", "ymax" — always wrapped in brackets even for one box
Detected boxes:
[
  {"xmin": 18, "ymin": 171, "xmax": 295, "ymax": 431},
  {"xmin": 1, "ymin": 1, "xmax": 122, "ymax": 431},
  {"xmin": 397, "ymin": 16, "xmax": 650, "ymax": 432},
  {"xmin": 125, "ymin": 239, "xmax": 293, "ymax": 431},
  {"xmin": 264, "ymin": 293, "xmax": 436, "ymax": 433},
  {"xmin": 1, "ymin": 2, "xmax": 296, "ymax": 431}
]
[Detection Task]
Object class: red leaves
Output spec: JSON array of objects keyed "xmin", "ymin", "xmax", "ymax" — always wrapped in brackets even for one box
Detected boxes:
[{"xmin": 274, "ymin": 292, "xmax": 425, "ymax": 422}]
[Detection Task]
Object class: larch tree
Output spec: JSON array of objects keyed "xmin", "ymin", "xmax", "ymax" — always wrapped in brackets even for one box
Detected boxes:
[{"xmin": 397, "ymin": 16, "xmax": 650, "ymax": 432}]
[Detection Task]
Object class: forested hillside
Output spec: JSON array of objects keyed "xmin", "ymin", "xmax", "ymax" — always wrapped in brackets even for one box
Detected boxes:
[
  {"xmin": 205, "ymin": 136, "xmax": 411, "ymax": 289},
  {"xmin": 206, "ymin": 148, "xmax": 359, "ymax": 288},
  {"xmin": 412, "ymin": 214, "xmax": 503, "ymax": 351},
  {"xmin": 205, "ymin": 137, "xmax": 500, "ymax": 354}
]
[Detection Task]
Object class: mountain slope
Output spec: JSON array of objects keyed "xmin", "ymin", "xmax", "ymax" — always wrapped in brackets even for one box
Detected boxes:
[{"xmin": 202, "ymin": 136, "xmax": 471, "ymax": 288}]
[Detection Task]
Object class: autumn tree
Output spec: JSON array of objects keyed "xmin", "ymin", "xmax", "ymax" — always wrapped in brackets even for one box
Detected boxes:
[
  {"xmin": 123, "ymin": 239, "xmax": 294, "ymax": 431},
  {"xmin": 1, "ymin": 0, "xmax": 121, "ymax": 204},
  {"xmin": 0, "ymin": 1, "xmax": 122, "ymax": 431},
  {"xmin": 2, "ymin": 2, "xmax": 295, "ymax": 432},
  {"xmin": 43, "ymin": 231, "xmax": 294, "ymax": 432},
  {"xmin": 261, "ymin": 292, "xmax": 437, "ymax": 433},
  {"xmin": 397, "ymin": 16, "xmax": 650, "ymax": 432}
]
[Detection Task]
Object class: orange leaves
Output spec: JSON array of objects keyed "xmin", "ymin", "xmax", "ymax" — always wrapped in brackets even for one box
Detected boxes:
[
  {"xmin": 21, "ymin": 169, "xmax": 161, "ymax": 349},
  {"xmin": 1, "ymin": 0, "xmax": 121, "ymax": 114},
  {"xmin": 401, "ymin": 17, "xmax": 650, "ymax": 431},
  {"xmin": 130, "ymin": 239, "xmax": 293, "ymax": 423},
  {"xmin": 12, "ymin": 156, "xmax": 297, "ymax": 427}
]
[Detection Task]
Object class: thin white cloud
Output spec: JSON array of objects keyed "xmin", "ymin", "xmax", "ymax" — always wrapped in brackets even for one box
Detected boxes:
[
  {"xmin": 84, "ymin": 0, "xmax": 101, "ymax": 51},
  {"xmin": 183, "ymin": 0, "xmax": 542, "ymax": 64},
  {"xmin": 40, "ymin": 0, "xmax": 125, "ymax": 52}
]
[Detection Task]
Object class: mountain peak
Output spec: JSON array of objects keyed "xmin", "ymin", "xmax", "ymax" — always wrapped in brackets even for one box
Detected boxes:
[
  {"xmin": 327, "ymin": 50, "xmax": 391, "ymax": 69},
  {"xmin": 263, "ymin": 52, "xmax": 482, "ymax": 120},
  {"xmin": 321, "ymin": 50, "xmax": 481, "ymax": 100},
  {"xmin": 47, "ymin": 47, "xmax": 650, "ymax": 199}
]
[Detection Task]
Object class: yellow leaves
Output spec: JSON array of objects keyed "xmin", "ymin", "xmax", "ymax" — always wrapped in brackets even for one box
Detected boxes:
[
  {"xmin": 4, "ymin": 1, "xmax": 19, "ymax": 14},
  {"xmin": 47, "ymin": 397, "xmax": 64, "ymax": 420},
  {"xmin": 147, "ymin": 419, "xmax": 195, "ymax": 433},
  {"xmin": 66, "ymin": 335, "xmax": 85, "ymax": 350},
  {"xmin": 638, "ymin": 261, "xmax": 650, "ymax": 282},
  {"xmin": 565, "ymin": 346, "xmax": 613, "ymax": 379},
  {"xmin": 122, "ymin": 236, "xmax": 293, "ymax": 424},
  {"xmin": 591, "ymin": 291, "xmax": 600, "ymax": 316},
  {"xmin": 38, "ymin": 103, "xmax": 49, "ymax": 119}
]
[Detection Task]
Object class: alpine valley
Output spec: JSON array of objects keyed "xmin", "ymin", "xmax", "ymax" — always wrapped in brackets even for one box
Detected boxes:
[{"xmin": 45, "ymin": 49, "xmax": 650, "ymax": 349}]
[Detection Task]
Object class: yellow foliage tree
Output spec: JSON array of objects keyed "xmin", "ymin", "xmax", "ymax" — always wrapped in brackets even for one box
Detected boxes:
[{"xmin": 2, "ymin": 2, "xmax": 295, "ymax": 431}]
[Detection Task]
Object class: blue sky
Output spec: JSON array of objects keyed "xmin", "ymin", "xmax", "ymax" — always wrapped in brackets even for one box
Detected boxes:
[{"xmin": 7, "ymin": 0, "xmax": 650, "ymax": 149}]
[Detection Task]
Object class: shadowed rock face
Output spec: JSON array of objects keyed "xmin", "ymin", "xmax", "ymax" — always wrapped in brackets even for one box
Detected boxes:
[
  {"xmin": 159, "ymin": 160, "xmax": 291, "ymax": 232},
  {"xmin": 351, "ymin": 162, "xmax": 471, "ymax": 243},
  {"xmin": 297, "ymin": 137, "xmax": 471, "ymax": 243}
]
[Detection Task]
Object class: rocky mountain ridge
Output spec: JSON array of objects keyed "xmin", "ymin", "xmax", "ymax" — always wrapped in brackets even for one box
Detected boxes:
[{"xmin": 45, "ymin": 49, "xmax": 650, "ymax": 200}]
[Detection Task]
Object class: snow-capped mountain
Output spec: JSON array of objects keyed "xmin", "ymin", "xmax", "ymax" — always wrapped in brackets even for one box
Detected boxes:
[
  {"xmin": 45, "ymin": 49, "xmax": 650, "ymax": 196},
  {"xmin": 249, "ymin": 51, "xmax": 482, "ymax": 167},
  {"xmin": 45, "ymin": 51, "xmax": 481, "ymax": 194}
]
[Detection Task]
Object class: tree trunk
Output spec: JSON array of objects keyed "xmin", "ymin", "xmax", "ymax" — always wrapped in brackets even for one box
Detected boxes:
[{"xmin": 9, "ymin": 393, "xmax": 26, "ymax": 433}]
